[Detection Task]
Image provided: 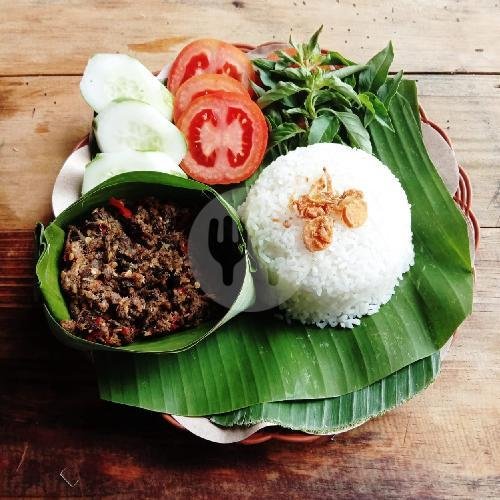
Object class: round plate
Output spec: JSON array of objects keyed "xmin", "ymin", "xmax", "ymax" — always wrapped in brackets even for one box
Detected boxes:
[{"xmin": 52, "ymin": 43, "xmax": 479, "ymax": 444}]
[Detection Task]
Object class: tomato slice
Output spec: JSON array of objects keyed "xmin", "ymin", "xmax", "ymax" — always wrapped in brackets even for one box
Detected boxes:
[
  {"xmin": 177, "ymin": 91, "xmax": 268, "ymax": 185},
  {"xmin": 173, "ymin": 73, "xmax": 250, "ymax": 124},
  {"xmin": 167, "ymin": 39, "xmax": 255, "ymax": 95}
]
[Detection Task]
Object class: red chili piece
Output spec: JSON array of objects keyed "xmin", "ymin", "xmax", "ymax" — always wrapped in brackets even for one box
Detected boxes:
[{"xmin": 108, "ymin": 197, "xmax": 133, "ymax": 219}]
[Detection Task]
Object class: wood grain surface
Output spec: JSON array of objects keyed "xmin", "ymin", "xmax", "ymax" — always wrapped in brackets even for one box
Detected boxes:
[
  {"xmin": 0, "ymin": 0, "xmax": 499, "ymax": 498},
  {"xmin": 1, "ymin": 0, "xmax": 499, "ymax": 74}
]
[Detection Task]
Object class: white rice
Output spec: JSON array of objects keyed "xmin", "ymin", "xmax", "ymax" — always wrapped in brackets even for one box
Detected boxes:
[{"xmin": 238, "ymin": 143, "xmax": 414, "ymax": 328}]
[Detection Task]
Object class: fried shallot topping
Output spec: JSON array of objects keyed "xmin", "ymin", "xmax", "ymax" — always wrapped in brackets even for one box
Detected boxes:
[
  {"xmin": 290, "ymin": 169, "xmax": 368, "ymax": 252},
  {"xmin": 303, "ymin": 216, "xmax": 333, "ymax": 252},
  {"xmin": 292, "ymin": 169, "xmax": 339, "ymax": 220},
  {"xmin": 342, "ymin": 197, "xmax": 368, "ymax": 228}
]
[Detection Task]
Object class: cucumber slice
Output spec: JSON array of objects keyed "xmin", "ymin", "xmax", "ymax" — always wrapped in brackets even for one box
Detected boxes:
[
  {"xmin": 93, "ymin": 100, "xmax": 187, "ymax": 164},
  {"xmin": 80, "ymin": 54, "xmax": 173, "ymax": 120},
  {"xmin": 82, "ymin": 151, "xmax": 187, "ymax": 195}
]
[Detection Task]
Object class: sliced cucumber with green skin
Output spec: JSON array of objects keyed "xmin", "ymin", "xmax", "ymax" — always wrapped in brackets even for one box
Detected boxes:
[
  {"xmin": 80, "ymin": 54, "xmax": 174, "ymax": 120},
  {"xmin": 93, "ymin": 100, "xmax": 187, "ymax": 164},
  {"xmin": 82, "ymin": 151, "xmax": 187, "ymax": 195}
]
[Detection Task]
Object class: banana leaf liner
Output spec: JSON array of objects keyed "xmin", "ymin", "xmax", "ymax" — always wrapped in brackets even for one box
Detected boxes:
[
  {"xmin": 92, "ymin": 80, "xmax": 474, "ymax": 417},
  {"xmin": 202, "ymin": 89, "xmax": 478, "ymax": 440}
]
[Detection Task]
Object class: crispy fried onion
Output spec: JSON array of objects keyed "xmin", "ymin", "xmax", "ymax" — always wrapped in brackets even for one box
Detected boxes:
[
  {"xmin": 303, "ymin": 215, "xmax": 333, "ymax": 252},
  {"xmin": 291, "ymin": 169, "xmax": 368, "ymax": 252}
]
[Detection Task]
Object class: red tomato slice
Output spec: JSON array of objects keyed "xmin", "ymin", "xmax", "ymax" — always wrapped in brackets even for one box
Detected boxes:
[
  {"xmin": 168, "ymin": 39, "xmax": 255, "ymax": 95},
  {"xmin": 177, "ymin": 91, "xmax": 268, "ymax": 185},
  {"xmin": 173, "ymin": 73, "xmax": 250, "ymax": 124}
]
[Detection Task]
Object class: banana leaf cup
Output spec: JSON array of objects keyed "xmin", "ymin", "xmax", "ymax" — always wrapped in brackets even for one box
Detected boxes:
[{"xmin": 36, "ymin": 171, "xmax": 255, "ymax": 354}]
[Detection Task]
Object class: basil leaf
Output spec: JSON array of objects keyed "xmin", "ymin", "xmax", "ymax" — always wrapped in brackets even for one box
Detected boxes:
[
  {"xmin": 321, "ymin": 51, "xmax": 356, "ymax": 66},
  {"xmin": 252, "ymin": 59, "xmax": 278, "ymax": 89},
  {"xmin": 258, "ymin": 68, "xmax": 278, "ymax": 89},
  {"xmin": 276, "ymin": 49, "xmax": 299, "ymax": 65},
  {"xmin": 250, "ymin": 80, "xmax": 266, "ymax": 97},
  {"xmin": 315, "ymin": 90, "xmax": 351, "ymax": 109},
  {"xmin": 257, "ymin": 82, "xmax": 304, "ymax": 109},
  {"xmin": 304, "ymin": 90, "xmax": 320, "ymax": 117},
  {"xmin": 377, "ymin": 69, "xmax": 403, "ymax": 106},
  {"xmin": 370, "ymin": 96, "xmax": 394, "ymax": 132},
  {"xmin": 271, "ymin": 67, "xmax": 311, "ymax": 81},
  {"xmin": 284, "ymin": 107, "xmax": 310, "ymax": 118},
  {"xmin": 344, "ymin": 74, "xmax": 357, "ymax": 88},
  {"xmin": 334, "ymin": 110, "xmax": 372, "ymax": 153},
  {"xmin": 308, "ymin": 114, "xmax": 340, "ymax": 144},
  {"xmin": 282, "ymin": 95, "xmax": 300, "ymax": 108},
  {"xmin": 359, "ymin": 92, "xmax": 377, "ymax": 127},
  {"xmin": 304, "ymin": 25, "xmax": 323, "ymax": 59},
  {"xmin": 318, "ymin": 75, "xmax": 360, "ymax": 104},
  {"xmin": 252, "ymin": 58, "xmax": 275, "ymax": 72},
  {"xmin": 359, "ymin": 41, "xmax": 394, "ymax": 92},
  {"xmin": 265, "ymin": 108, "xmax": 283, "ymax": 128},
  {"xmin": 273, "ymin": 60, "xmax": 288, "ymax": 71},
  {"xmin": 325, "ymin": 64, "xmax": 366, "ymax": 80},
  {"xmin": 269, "ymin": 123, "xmax": 306, "ymax": 147},
  {"xmin": 359, "ymin": 91, "xmax": 394, "ymax": 132}
]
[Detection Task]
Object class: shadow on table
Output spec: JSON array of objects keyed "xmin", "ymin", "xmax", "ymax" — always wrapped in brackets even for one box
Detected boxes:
[{"xmin": 1, "ymin": 305, "xmax": 311, "ymax": 460}]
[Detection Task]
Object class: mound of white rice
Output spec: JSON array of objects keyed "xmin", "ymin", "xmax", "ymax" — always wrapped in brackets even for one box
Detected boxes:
[{"xmin": 238, "ymin": 143, "xmax": 414, "ymax": 328}]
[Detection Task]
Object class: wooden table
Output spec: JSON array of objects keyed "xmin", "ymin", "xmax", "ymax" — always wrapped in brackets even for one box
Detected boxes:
[{"xmin": 1, "ymin": 1, "xmax": 499, "ymax": 497}]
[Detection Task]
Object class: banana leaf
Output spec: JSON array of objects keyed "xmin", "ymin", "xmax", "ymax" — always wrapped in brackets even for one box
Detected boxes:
[
  {"xmin": 93, "ymin": 79, "xmax": 473, "ymax": 416},
  {"xmin": 210, "ymin": 351, "xmax": 440, "ymax": 433},
  {"xmin": 35, "ymin": 171, "xmax": 255, "ymax": 353},
  {"xmin": 206, "ymin": 79, "xmax": 448, "ymax": 432}
]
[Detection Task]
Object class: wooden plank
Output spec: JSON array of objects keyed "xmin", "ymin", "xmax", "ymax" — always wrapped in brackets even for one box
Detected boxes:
[
  {"xmin": 0, "ymin": 74, "xmax": 498, "ymax": 229},
  {"xmin": 1, "ymin": 228, "xmax": 498, "ymax": 497},
  {"xmin": 0, "ymin": 0, "xmax": 499, "ymax": 76},
  {"xmin": 0, "ymin": 76, "xmax": 91, "ymax": 230},
  {"xmin": 2, "ymin": 3, "xmax": 499, "ymax": 497}
]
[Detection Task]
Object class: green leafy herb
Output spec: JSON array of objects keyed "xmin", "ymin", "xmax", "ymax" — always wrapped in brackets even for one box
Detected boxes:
[
  {"xmin": 252, "ymin": 58, "xmax": 275, "ymax": 72},
  {"xmin": 358, "ymin": 41, "xmax": 394, "ymax": 92},
  {"xmin": 256, "ymin": 81, "xmax": 304, "ymax": 109},
  {"xmin": 308, "ymin": 114, "xmax": 340, "ymax": 144},
  {"xmin": 269, "ymin": 122, "xmax": 306, "ymax": 147},
  {"xmin": 334, "ymin": 111, "xmax": 373, "ymax": 153},
  {"xmin": 320, "ymin": 50, "xmax": 357, "ymax": 66},
  {"xmin": 315, "ymin": 90, "xmax": 351, "ymax": 109},
  {"xmin": 253, "ymin": 29, "xmax": 395, "ymax": 156},
  {"xmin": 271, "ymin": 66, "xmax": 312, "ymax": 82},
  {"xmin": 303, "ymin": 24, "xmax": 323, "ymax": 60},
  {"xmin": 249, "ymin": 80, "xmax": 266, "ymax": 97},
  {"xmin": 359, "ymin": 91, "xmax": 394, "ymax": 131},
  {"xmin": 318, "ymin": 74, "xmax": 360, "ymax": 103},
  {"xmin": 325, "ymin": 64, "xmax": 366, "ymax": 80},
  {"xmin": 377, "ymin": 69, "xmax": 403, "ymax": 107}
]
